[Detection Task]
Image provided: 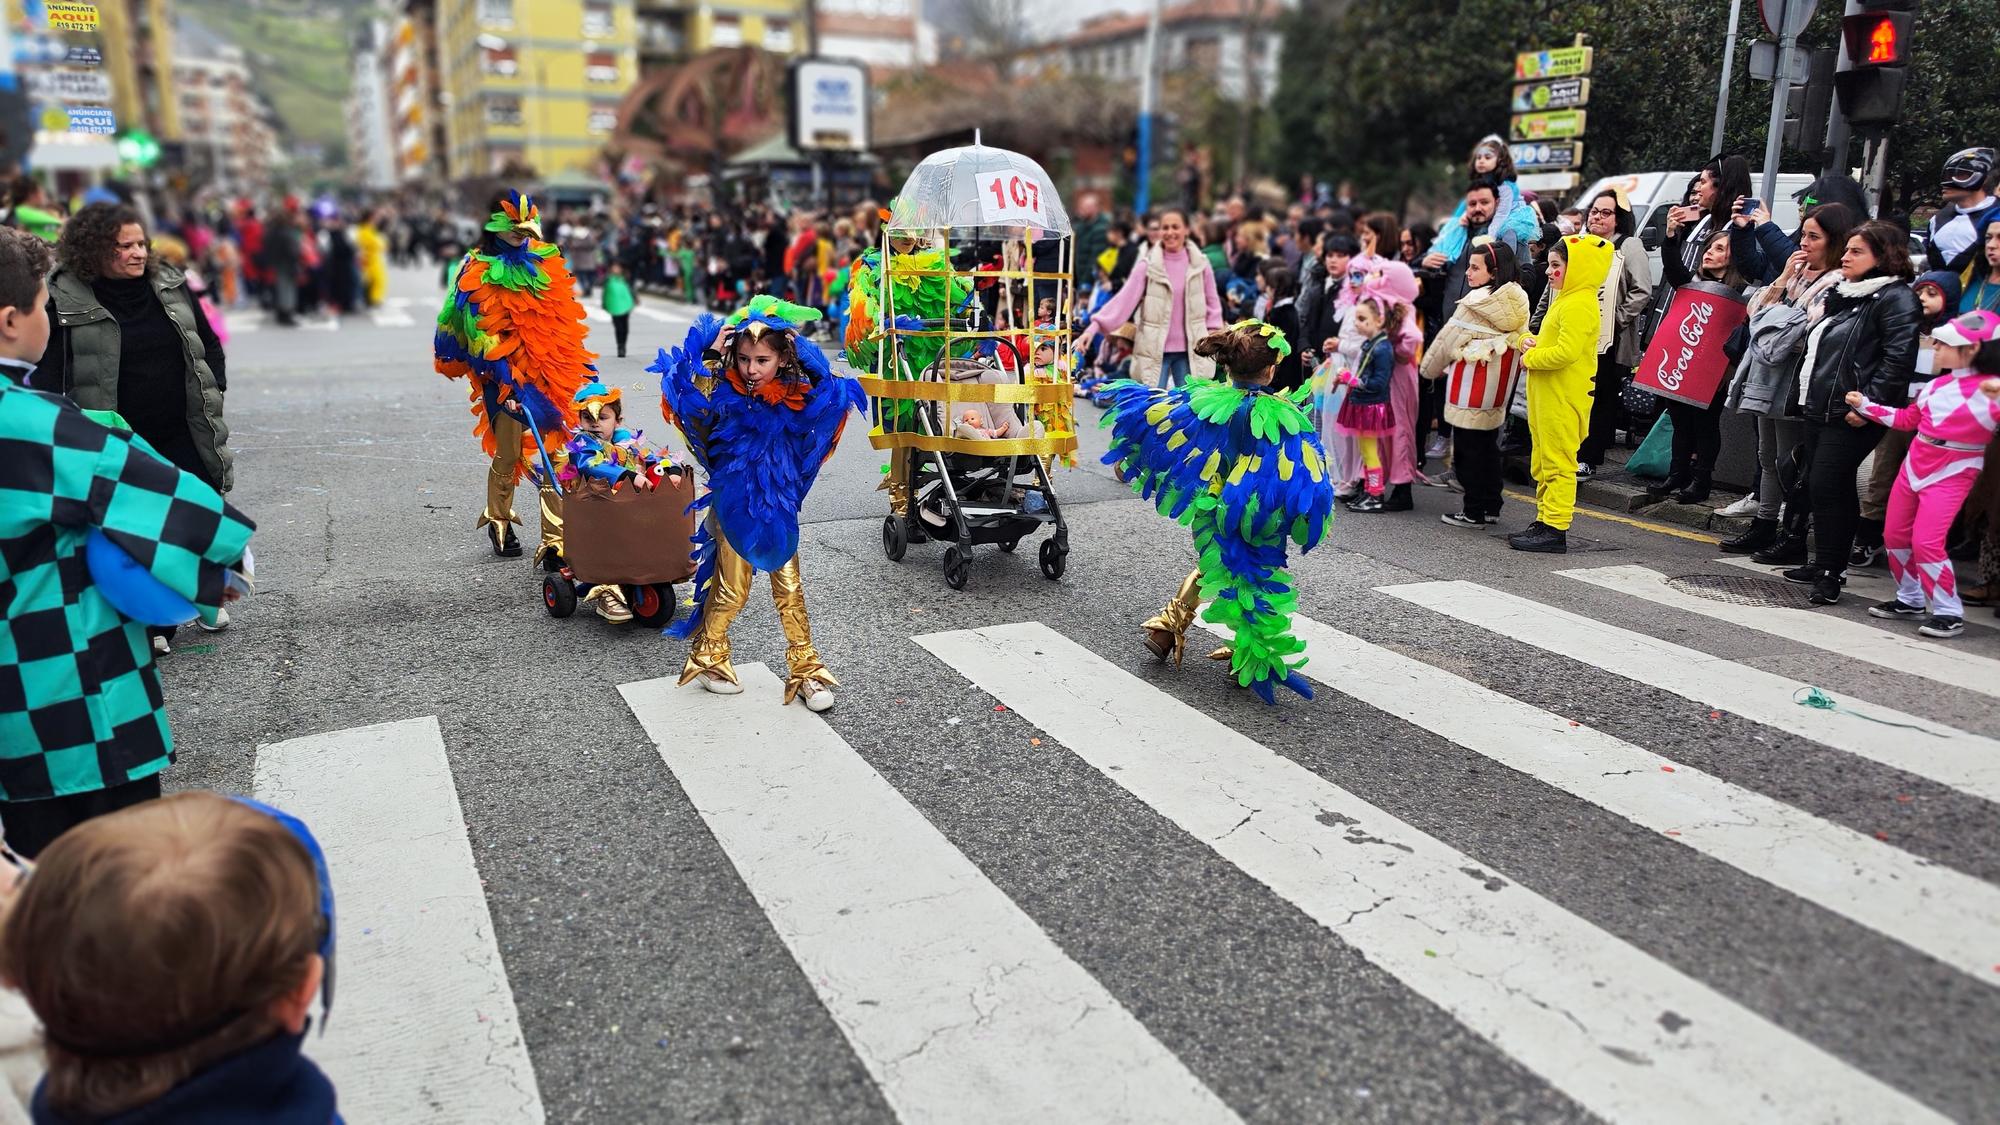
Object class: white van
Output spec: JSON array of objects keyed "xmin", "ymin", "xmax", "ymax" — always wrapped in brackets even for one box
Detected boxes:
[{"xmin": 1576, "ymin": 170, "xmax": 1818, "ymax": 272}]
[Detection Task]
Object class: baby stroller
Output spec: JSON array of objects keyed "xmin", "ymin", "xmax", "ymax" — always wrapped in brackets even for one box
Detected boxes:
[
  {"xmin": 856, "ymin": 141, "xmax": 1079, "ymax": 591},
  {"xmin": 528, "ymin": 426, "xmax": 698, "ymax": 626},
  {"xmin": 888, "ymin": 331, "xmax": 1068, "ymax": 589}
]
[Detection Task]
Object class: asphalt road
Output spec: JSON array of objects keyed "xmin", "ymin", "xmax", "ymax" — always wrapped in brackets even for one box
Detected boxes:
[{"xmin": 156, "ymin": 265, "xmax": 1999, "ymax": 1124}]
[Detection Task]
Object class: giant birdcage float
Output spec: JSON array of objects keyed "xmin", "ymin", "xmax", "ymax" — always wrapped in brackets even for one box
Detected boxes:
[{"xmin": 847, "ymin": 140, "xmax": 1077, "ymax": 590}]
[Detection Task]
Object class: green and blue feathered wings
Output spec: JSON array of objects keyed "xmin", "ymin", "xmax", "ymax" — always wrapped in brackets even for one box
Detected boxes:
[
  {"xmin": 1100, "ymin": 379, "xmax": 1335, "ymax": 703},
  {"xmin": 1100, "ymin": 380, "xmax": 1334, "ymax": 551}
]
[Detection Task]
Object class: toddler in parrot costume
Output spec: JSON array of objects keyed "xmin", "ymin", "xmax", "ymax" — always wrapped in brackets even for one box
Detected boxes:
[
  {"xmin": 1101, "ymin": 320, "xmax": 1336, "ymax": 703},
  {"xmin": 433, "ymin": 189, "xmax": 595, "ymax": 567},
  {"xmin": 843, "ymin": 220, "xmax": 975, "ymax": 516},
  {"xmin": 656, "ymin": 295, "xmax": 867, "ymax": 713}
]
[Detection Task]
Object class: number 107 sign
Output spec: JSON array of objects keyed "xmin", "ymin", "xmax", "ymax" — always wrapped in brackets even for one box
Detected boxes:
[{"xmin": 977, "ymin": 172, "xmax": 1048, "ymax": 226}]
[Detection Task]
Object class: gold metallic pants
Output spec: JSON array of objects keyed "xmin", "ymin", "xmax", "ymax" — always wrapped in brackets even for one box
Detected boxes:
[
  {"xmin": 481, "ymin": 412, "xmax": 565, "ymax": 563},
  {"xmin": 678, "ymin": 529, "xmax": 835, "ymax": 704},
  {"xmin": 1142, "ymin": 569, "xmax": 1203, "ymax": 664}
]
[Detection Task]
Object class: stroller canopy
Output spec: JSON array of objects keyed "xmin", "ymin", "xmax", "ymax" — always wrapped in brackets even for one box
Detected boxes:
[{"xmin": 888, "ymin": 143, "xmax": 1072, "ymax": 241}]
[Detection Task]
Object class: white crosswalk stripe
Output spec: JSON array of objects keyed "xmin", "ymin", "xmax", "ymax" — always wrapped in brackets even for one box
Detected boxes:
[
  {"xmin": 1709, "ymin": 554, "xmax": 2000, "ymax": 632},
  {"xmin": 1562, "ymin": 564, "xmax": 2000, "ymax": 700},
  {"xmin": 915, "ymin": 622, "xmax": 1944, "ymax": 1124},
  {"xmin": 1380, "ymin": 579, "xmax": 2000, "ymax": 803},
  {"xmin": 1208, "ymin": 613, "xmax": 2000, "ymax": 989},
  {"xmin": 253, "ymin": 717, "xmax": 545, "ymax": 1124},
  {"xmin": 620, "ymin": 665, "xmax": 1240, "ymax": 1124}
]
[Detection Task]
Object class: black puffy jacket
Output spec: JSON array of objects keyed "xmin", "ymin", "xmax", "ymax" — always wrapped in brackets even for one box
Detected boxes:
[{"xmin": 1798, "ymin": 278, "xmax": 1920, "ymax": 422}]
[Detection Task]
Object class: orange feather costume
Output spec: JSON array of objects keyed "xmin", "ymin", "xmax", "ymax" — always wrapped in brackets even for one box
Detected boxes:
[{"xmin": 433, "ymin": 190, "xmax": 595, "ymax": 563}]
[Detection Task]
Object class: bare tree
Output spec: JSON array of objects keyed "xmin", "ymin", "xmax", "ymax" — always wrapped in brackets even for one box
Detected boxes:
[{"xmin": 957, "ymin": 0, "xmax": 1036, "ymax": 79}]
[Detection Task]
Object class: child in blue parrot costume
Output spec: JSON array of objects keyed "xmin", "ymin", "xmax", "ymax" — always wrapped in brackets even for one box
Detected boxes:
[
  {"xmin": 654, "ymin": 295, "xmax": 867, "ymax": 712},
  {"xmin": 1100, "ymin": 320, "xmax": 1336, "ymax": 703}
]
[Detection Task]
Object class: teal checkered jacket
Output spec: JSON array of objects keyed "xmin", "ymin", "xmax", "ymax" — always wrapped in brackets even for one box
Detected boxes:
[{"xmin": 0, "ymin": 364, "xmax": 254, "ymax": 801}]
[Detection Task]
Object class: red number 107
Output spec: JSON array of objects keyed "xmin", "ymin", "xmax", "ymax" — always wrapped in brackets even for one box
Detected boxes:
[{"xmin": 987, "ymin": 175, "xmax": 1040, "ymax": 214}]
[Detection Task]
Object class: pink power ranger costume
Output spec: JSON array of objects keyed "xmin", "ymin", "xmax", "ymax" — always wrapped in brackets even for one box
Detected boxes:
[{"xmin": 1849, "ymin": 310, "xmax": 2000, "ymax": 627}]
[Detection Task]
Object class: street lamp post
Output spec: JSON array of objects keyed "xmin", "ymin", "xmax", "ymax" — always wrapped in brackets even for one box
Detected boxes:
[{"xmin": 1712, "ymin": 0, "xmax": 1743, "ymax": 156}]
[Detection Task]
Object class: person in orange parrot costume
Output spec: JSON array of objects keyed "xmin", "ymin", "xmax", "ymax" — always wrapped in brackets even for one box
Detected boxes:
[{"xmin": 433, "ymin": 189, "xmax": 596, "ymax": 567}]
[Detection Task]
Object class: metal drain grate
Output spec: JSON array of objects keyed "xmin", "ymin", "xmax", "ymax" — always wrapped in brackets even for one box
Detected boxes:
[{"xmin": 1666, "ymin": 573, "xmax": 1816, "ymax": 608}]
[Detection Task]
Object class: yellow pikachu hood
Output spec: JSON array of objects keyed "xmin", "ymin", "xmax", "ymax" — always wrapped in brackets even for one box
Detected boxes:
[{"xmin": 1558, "ymin": 233, "xmax": 1614, "ymax": 295}]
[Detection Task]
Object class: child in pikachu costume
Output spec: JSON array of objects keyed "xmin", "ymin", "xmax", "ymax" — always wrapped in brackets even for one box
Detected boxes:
[{"xmin": 1509, "ymin": 233, "xmax": 1613, "ymax": 554}]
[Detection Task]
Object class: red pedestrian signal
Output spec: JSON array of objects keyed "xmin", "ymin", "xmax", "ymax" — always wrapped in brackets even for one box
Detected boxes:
[
  {"xmin": 1866, "ymin": 19, "xmax": 1897, "ymax": 62},
  {"xmin": 1844, "ymin": 14, "xmax": 1909, "ymax": 66},
  {"xmin": 1835, "ymin": 4, "xmax": 1916, "ymax": 129}
]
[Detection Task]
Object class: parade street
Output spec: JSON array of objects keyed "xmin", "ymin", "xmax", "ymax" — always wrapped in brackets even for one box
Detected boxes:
[{"xmin": 163, "ymin": 267, "xmax": 1999, "ymax": 1124}]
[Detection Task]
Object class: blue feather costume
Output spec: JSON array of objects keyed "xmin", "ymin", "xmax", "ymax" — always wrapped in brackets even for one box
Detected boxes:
[
  {"xmin": 654, "ymin": 296, "xmax": 867, "ymax": 705},
  {"xmin": 1100, "ymin": 373, "xmax": 1335, "ymax": 703}
]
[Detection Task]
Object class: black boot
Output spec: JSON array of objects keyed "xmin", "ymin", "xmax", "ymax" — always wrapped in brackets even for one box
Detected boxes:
[
  {"xmin": 1752, "ymin": 507, "xmax": 1809, "ymax": 565},
  {"xmin": 1719, "ymin": 517, "xmax": 1779, "ymax": 554},
  {"xmin": 1672, "ymin": 469, "xmax": 1712, "ymax": 504},
  {"xmin": 1646, "ymin": 464, "xmax": 1691, "ymax": 499},
  {"xmin": 1808, "ymin": 571, "xmax": 1845, "ymax": 606},
  {"xmin": 1381, "ymin": 482, "xmax": 1414, "ymax": 512},
  {"xmin": 487, "ymin": 523, "xmax": 522, "ymax": 558}
]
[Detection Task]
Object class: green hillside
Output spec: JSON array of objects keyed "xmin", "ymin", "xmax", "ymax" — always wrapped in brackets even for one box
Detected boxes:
[{"xmin": 181, "ymin": 0, "xmax": 357, "ymax": 158}]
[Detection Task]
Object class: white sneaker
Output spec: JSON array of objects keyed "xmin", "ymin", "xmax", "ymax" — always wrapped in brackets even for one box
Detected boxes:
[
  {"xmin": 151, "ymin": 635, "xmax": 171, "ymax": 656},
  {"xmin": 799, "ymin": 681, "xmax": 835, "ymax": 713},
  {"xmin": 1715, "ymin": 494, "xmax": 1759, "ymax": 517},
  {"xmin": 1425, "ymin": 436, "xmax": 1449, "ymax": 460},
  {"xmin": 197, "ymin": 606, "xmax": 230, "ymax": 633},
  {"xmin": 697, "ymin": 672, "xmax": 743, "ymax": 695}
]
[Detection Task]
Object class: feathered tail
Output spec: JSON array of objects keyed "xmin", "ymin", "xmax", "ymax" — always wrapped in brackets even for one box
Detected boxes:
[{"xmin": 665, "ymin": 493, "xmax": 717, "ymax": 639}]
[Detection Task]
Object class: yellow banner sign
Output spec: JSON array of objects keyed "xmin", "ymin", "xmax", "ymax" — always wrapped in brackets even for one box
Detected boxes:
[
  {"xmin": 46, "ymin": 2, "xmax": 101, "ymax": 31},
  {"xmin": 1514, "ymin": 46, "xmax": 1593, "ymax": 81}
]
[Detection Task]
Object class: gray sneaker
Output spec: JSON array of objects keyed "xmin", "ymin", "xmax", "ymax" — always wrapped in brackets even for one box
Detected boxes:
[{"xmin": 1867, "ymin": 599, "xmax": 1926, "ymax": 620}]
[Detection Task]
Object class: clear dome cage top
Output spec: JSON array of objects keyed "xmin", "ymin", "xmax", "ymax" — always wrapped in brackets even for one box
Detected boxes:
[{"xmin": 886, "ymin": 141, "xmax": 1073, "ymax": 242}]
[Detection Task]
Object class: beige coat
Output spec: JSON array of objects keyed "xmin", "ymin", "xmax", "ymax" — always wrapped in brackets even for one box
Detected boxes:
[
  {"xmin": 1132, "ymin": 244, "xmax": 1220, "ymax": 382},
  {"xmin": 1421, "ymin": 281, "xmax": 1530, "ymax": 430}
]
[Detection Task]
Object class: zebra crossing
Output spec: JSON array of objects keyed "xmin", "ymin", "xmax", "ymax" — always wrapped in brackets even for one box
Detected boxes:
[{"xmin": 251, "ymin": 570, "xmax": 1997, "ymax": 1123}]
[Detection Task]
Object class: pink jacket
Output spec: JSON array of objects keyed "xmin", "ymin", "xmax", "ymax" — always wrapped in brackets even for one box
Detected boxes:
[{"xmin": 1855, "ymin": 370, "xmax": 2000, "ymax": 491}]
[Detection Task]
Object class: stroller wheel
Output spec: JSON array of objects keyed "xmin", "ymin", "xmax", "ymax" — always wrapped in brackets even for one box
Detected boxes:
[
  {"xmin": 629, "ymin": 583, "xmax": 678, "ymax": 628},
  {"xmin": 998, "ymin": 537, "xmax": 1020, "ymax": 553},
  {"xmin": 542, "ymin": 574, "xmax": 578, "ymax": 618},
  {"xmin": 1038, "ymin": 537, "xmax": 1068, "ymax": 581},
  {"xmin": 882, "ymin": 515, "xmax": 908, "ymax": 562},
  {"xmin": 943, "ymin": 545, "xmax": 971, "ymax": 590}
]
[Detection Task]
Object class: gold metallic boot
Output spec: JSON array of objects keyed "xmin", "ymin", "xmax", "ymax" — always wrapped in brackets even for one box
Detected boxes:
[
  {"xmin": 677, "ymin": 532, "xmax": 753, "ymax": 693},
  {"xmin": 878, "ymin": 447, "xmax": 912, "ymax": 518},
  {"xmin": 1141, "ymin": 569, "xmax": 1203, "ymax": 665},
  {"xmin": 533, "ymin": 481, "xmax": 566, "ymax": 570},
  {"xmin": 771, "ymin": 554, "xmax": 836, "ymax": 711},
  {"xmin": 479, "ymin": 414, "xmax": 525, "ymax": 554}
]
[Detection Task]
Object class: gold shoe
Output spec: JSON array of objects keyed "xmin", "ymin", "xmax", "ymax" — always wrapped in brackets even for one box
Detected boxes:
[
  {"xmin": 1207, "ymin": 647, "xmax": 1233, "ymax": 662},
  {"xmin": 583, "ymin": 585, "xmax": 633, "ymax": 623},
  {"xmin": 1142, "ymin": 625, "xmax": 1185, "ymax": 665}
]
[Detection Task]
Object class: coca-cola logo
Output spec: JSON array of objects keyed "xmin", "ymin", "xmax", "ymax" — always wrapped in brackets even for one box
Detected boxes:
[{"xmin": 1652, "ymin": 299, "xmax": 1717, "ymax": 391}]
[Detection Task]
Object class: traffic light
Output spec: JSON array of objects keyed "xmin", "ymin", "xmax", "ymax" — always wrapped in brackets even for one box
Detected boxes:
[{"xmin": 1833, "ymin": 0, "xmax": 1915, "ymax": 129}]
